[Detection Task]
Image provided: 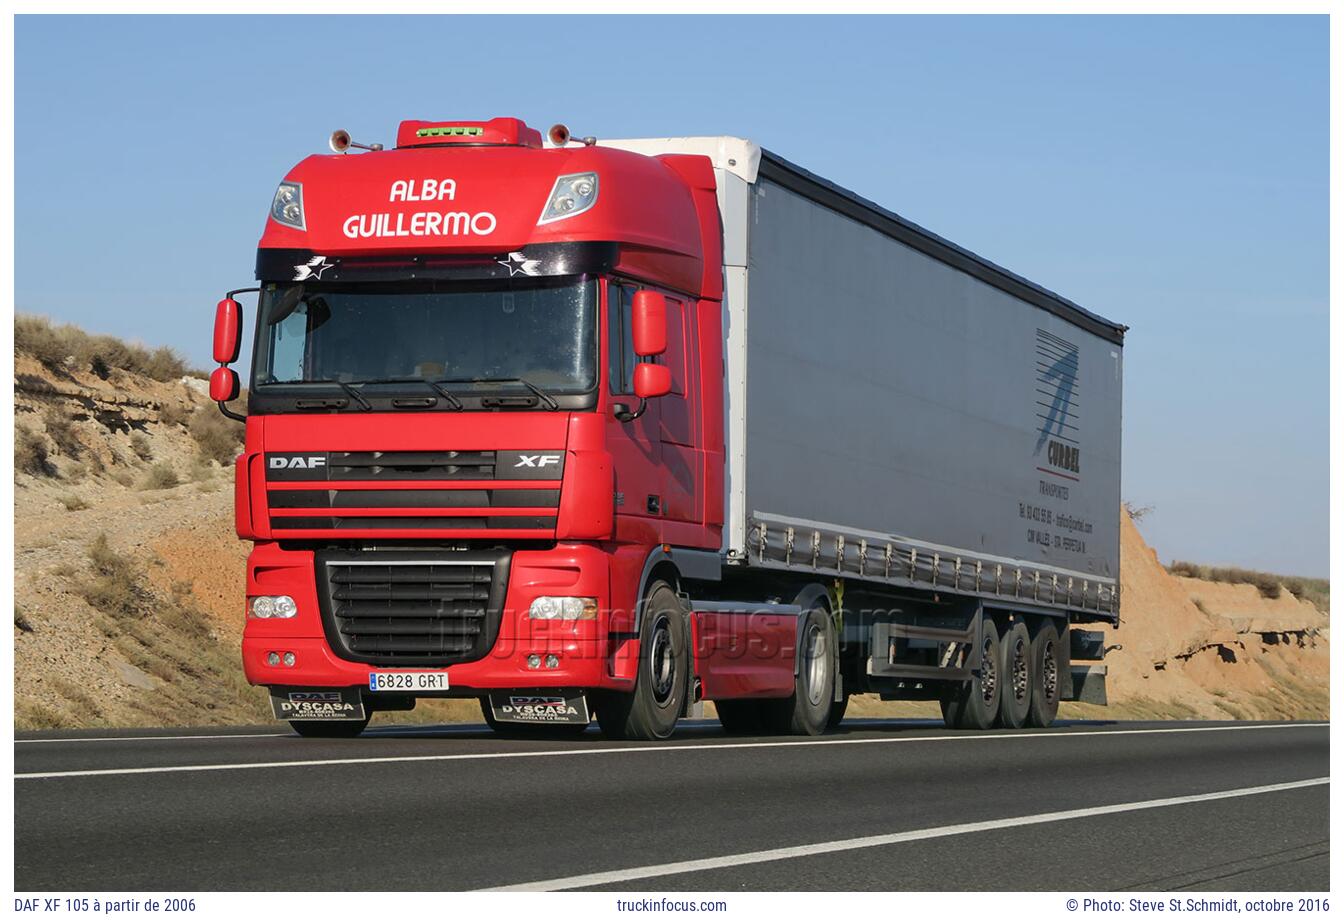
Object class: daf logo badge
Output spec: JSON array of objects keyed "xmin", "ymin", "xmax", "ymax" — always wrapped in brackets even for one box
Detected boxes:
[{"xmin": 269, "ymin": 455, "xmax": 327, "ymax": 470}]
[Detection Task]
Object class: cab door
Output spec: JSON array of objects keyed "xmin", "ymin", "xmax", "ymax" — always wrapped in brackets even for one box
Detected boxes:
[
  {"xmin": 604, "ymin": 280, "xmax": 664, "ymax": 532},
  {"xmin": 656, "ymin": 295, "xmax": 701, "ymax": 529}
]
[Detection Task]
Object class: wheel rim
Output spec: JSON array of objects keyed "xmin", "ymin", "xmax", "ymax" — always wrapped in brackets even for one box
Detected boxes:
[
  {"xmin": 803, "ymin": 621, "xmax": 829, "ymax": 707},
  {"xmin": 980, "ymin": 635, "xmax": 998, "ymax": 704},
  {"xmin": 1040, "ymin": 638, "xmax": 1058, "ymax": 702},
  {"xmin": 648, "ymin": 612, "xmax": 677, "ymax": 707},
  {"xmin": 1011, "ymin": 636, "xmax": 1029, "ymax": 703}
]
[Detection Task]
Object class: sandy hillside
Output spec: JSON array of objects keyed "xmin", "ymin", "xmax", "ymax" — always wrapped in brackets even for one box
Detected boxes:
[{"xmin": 12, "ymin": 327, "xmax": 1329, "ymax": 729}]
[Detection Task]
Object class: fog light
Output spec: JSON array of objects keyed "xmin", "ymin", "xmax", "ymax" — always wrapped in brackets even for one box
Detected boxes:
[
  {"xmin": 283, "ymin": 652, "xmax": 296, "ymax": 667},
  {"xmin": 527, "ymin": 654, "xmax": 541, "ymax": 669},
  {"xmin": 545, "ymin": 655, "xmax": 560, "ymax": 669},
  {"xmin": 266, "ymin": 652, "xmax": 280, "ymax": 666},
  {"xmin": 528, "ymin": 596, "xmax": 598, "ymax": 620}
]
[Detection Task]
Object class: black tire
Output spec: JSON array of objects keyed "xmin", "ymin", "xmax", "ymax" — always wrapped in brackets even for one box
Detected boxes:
[
  {"xmin": 479, "ymin": 697, "xmax": 589, "ymax": 739},
  {"xmin": 939, "ymin": 618, "xmax": 1002, "ymax": 730},
  {"xmin": 763, "ymin": 605, "xmax": 835, "ymax": 736},
  {"xmin": 998, "ymin": 620, "xmax": 1032, "ymax": 729},
  {"xmin": 826, "ymin": 695, "xmax": 850, "ymax": 732},
  {"xmin": 1025, "ymin": 622, "xmax": 1063, "ymax": 728},
  {"xmin": 715, "ymin": 699, "xmax": 767, "ymax": 735},
  {"xmin": 596, "ymin": 580, "xmax": 688, "ymax": 741},
  {"xmin": 289, "ymin": 717, "xmax": 370, "ymax": 738}
]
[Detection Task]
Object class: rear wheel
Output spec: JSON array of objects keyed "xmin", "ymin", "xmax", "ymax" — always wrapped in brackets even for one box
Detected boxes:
[
  {"xmin": 289, "ymin": 717, "xmax": 370, "ymax": 738},
  {"xmin": 939, "ymin": 618, "xmax": 1001, "ymax": 730},
  {"xmin": 715, "ymin": 699, "xmax": 767, "ymax": 735},
  {"xmin": 763, "ymin": 605, "xmax": 835, "ymax": 736},
  {"xmin": 479, "ymin": 697, "xmax": 589, "ymax": 738},
  {"xmin": 596, "ymin": 580, "xmax": 688, "ymax": 741},
  {"xmin": 997, "ymin": 620, "xmax": 1032, "ymax": 729},
  {"xmin": 826, "ymin": 695, "xmax": 850, "ymax": 732},
  {"xmin": 1025, "ymin": 622, "xmax": 1062, "ymax": 728}
]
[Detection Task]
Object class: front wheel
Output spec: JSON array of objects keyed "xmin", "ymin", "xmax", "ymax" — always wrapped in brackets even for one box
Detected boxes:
[
  {"xmin": 597, "ymin": 580, "xmax": 688, "ymax": 741},
  {"xmin": 289, "ymin": 717, "xmax": 370, "ymax": 738}
]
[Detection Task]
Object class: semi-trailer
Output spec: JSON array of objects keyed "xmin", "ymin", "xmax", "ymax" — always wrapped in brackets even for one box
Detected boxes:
[{"xmin": 211, "ymin": 116, "xmax": 1123, "ymax": 740}]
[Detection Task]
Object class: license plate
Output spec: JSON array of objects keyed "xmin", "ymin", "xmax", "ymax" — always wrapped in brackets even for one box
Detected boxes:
[
  {"xmin": 488, "ymin": 690, "xmax": 590, "ymax": 725},
  {"xmin": 368, "ymin": 671, "xmax": 449, "ymax": 692}
]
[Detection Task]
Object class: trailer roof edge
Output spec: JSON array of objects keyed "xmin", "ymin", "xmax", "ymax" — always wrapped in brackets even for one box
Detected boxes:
[{"xmin": 758, "ymin": 149, "xmax": 1127, "ymax": 346}]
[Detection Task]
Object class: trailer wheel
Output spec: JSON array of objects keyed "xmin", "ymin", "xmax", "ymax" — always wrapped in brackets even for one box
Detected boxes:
[
  {"xmin": 714, "ymin": 700, "xmax": 767, "ymax": 735},
  {"xmin": 1025, "ymin": 622, "xmax": 1062, "ymax": 728},
  {"xmin": 764, "ymin": 605, "xmax": 835, "ymax": 736},
  {"xmin": 998, "ymin": 620, "xmax": 1032, "ymax": 729},
  {"xmin": 479, "ymin": 698, "xmax": 589, "ymax": 738},
  {"xmin": 939, "ymin": 618, "xmax": 1001, "ymax": 730},
  {"xmin": 596, "ymin": 580, "xmax": 687, "ymax": 741},
  {"xmin": 288, "ymin": 717, "xmax": 369, "ymax": 738}
]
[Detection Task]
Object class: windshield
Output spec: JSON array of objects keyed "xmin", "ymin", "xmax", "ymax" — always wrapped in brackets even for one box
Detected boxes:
[{"xmin": 251, "ymin": 277, "xmax": 598, "ymax": 398}]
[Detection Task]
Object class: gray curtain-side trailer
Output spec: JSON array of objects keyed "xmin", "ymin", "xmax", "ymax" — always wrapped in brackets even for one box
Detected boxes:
[{"xmin": 605, "ymin": 136, "xmax": 1125, "ymax": 715}]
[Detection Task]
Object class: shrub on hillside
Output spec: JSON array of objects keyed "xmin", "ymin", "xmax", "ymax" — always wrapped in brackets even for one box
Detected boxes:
[
  {"xmin": 79, "ymin": 534, "xmax": 150, "ymax": 619},
  {"xmin": 138, "ymin": 461, "xmax": 180, "ymax": 491},
  {"xmin": 129, "ymin": 432, "xmax": 154, "ymax": 462},
  {"xmin": 190, "ymin": 407, "xmax": 243, "ymax": 465},
  {"xmin": 1166, "ymin": 560, "xmax": 1285, "ymax": 600},
  {"xmin": 15, "ymin": 425, "xmax": 54, "ymax": 477},
  {"xmin": 43, "ymin": 408, "xmax": 83, "ymax": 458}
]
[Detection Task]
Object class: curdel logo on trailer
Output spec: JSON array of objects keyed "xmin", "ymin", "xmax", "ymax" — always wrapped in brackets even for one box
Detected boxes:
[
  {"xmin": 1033, "ymin": 328, "xmax": 1082, "ymax": 480},
  {"xmin": 341, "ymin": 177, "xmax": 498, "ymax": 239}
]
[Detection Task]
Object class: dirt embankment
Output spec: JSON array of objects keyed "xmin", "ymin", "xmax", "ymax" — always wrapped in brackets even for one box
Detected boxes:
[{"xmin": 12, "ymin": 335, "xmax": 1328, "ymax": 728}]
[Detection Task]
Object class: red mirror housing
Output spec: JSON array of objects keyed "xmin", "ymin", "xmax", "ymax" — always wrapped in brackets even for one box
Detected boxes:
[
  {"xmin": 633, "ymin": 362, "xmax": 672, "ymax": 400},
  {"xmin": 209, "ymin": 366, "xmax": 240, "ymax": 403},
  {"xmin": 213, "ymin": 297, "xmax": 242, "ymax": 364},
  {"xmin": 631, "ymin": 290, "xmax": 667, "ymax": 357}
]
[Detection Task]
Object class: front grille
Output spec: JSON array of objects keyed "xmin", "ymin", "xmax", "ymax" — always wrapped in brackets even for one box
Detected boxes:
[
  {"xmin": 263, "ymin": 449, "xmax": 564, "ymax": 536},
  {"xmin": 316, "ymin": 549, "xmax": 511, "ymax": 666}
]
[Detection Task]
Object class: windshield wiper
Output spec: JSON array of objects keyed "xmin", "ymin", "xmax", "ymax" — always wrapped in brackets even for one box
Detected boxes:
[
  {"xmin": 355, "ymin": 377, "xmax": 464, "ymax": 411},
  {"xmin": 331, "ymin": 380, "xmax": 372, "ymax": 411},
  {"xmin": 466, "ymin": 376, "xmax": 560, "ymax": 411}
]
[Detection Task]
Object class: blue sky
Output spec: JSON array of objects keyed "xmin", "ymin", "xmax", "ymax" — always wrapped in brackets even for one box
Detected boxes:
[{"xmin": 15, "ymin": 15, "xmax": 1329, "ymax": 576}]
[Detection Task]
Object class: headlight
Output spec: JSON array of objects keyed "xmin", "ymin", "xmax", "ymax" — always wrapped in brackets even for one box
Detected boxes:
[
  {"xmin": 528, "ymin": 596, "xmax": 598, "ymax": 620},
  {"xmin": 270, "ymin": 181, "xmax": 306, "ymax": 230},
  {"xmin": 249, "ymin": 595, "xmax": 298, "ymax": 619},
  {"xmin": 537, "ymin": 172, "xmax": 598, "ymax": 225}
]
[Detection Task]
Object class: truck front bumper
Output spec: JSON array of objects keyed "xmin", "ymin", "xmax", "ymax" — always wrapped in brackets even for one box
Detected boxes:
[{"xmin": 241, "ymin": 541, "xmax": 616, "ymax": 693}]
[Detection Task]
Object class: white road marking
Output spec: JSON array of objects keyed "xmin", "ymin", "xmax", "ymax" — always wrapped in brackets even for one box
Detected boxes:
[
  {"xmin": 484, "ymin": 777, "xmax": 1332, "ymax": 891},
  {"xmin": 12, "ymin": 721, "xmax": 1324, "ymax": 780},
  {"xmin": 15, "ymin": 732, "xmax": 289, "ymax": 745}
]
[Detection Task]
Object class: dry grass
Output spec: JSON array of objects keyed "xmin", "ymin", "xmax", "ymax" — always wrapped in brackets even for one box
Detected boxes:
[
  {"xmin": 57, "ymin": 493, "xmax": 89, "ymax": 512},
  {"xmin": 78, "ymin": 533, "xmax": 151, "ymax": 620},
  {"xmin": 189, "ymin": 406, "xmax": 244, "ymax": 465},
  {"xmin": 16, "ymin": 313, "xmax": 197, "ymax": 382},
  {"xmin": 1167, "ymin": 560, "xmax": 1329, "ymax": 612},
  {"xmin": 15, "ymin": 425, "xmax": 54, "ymax": 477},
  {"xmin": 138, "ymin": 461, "xmax": 180, "ymax": 491},
  {"xmin": 43, "ymin": 408, "xmax": 83, "ymax": 458},
  {"xmin": 129, "ymin": 432, "xmax": 154, "ymax": 462}
]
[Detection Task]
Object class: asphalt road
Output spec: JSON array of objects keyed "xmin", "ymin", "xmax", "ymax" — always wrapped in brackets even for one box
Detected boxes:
[{"xmin": 13, "ymin": 718, "xmax": 1329, "ymax": 891}]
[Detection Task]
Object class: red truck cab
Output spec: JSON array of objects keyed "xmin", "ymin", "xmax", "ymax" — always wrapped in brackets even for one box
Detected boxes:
[{"xmin": 213, "ymin": 117, "xmax": 737, "ymax": 739}]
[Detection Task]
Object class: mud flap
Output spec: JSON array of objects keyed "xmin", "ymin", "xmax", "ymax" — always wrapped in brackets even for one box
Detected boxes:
[
  {"xmin": 488, "ymin": 690, "xmax": 590, "ymax": 725},
  {"xmin": 1068, "ymin": 665, "xmax": 1108, "ymax": 705},
  {"xmin": 270, "ymin": 687, "xmax": 366, "ymax": 721}
]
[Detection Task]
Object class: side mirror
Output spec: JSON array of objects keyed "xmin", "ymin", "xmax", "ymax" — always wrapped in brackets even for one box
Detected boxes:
[
  {"xmin": 210, "ymin": 366, "xmax": 240, "ymax": 403},
  {"xmin": 633, "ymin": 363, "xmax": 672, "ymax": 400},
  {"xmin": 213, "ymin": 297, "xmax": 242, "ymax": 364},
  {"xmin": 631, "ymin": 290, "xmax": 667, "ymax": 357}
]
